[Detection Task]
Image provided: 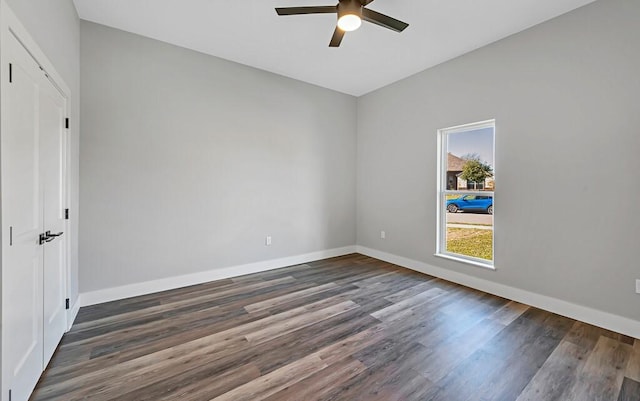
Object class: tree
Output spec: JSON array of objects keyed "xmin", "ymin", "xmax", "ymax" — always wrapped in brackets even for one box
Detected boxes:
[{"xmin": 460, "ymin": 154, "xmax": 493, "ymax": 185}]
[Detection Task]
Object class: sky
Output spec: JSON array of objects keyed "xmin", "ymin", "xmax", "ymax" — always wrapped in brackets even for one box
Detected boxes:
[{"xmin": 448, "ymin": 127, "xmax": 494, "ymax": 167}]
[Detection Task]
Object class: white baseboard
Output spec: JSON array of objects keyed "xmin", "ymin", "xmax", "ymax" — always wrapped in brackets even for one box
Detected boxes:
[
  {"xmin": 356, "ymin": 245, "xmax": 640, "ymax": 339},
  {"xmin": 67, "ymin": 297, "xmax": 81, "ymax": 331},
  {"xmin": 79, "ymin": 246, "xmax": 357, "ymax": 307}
]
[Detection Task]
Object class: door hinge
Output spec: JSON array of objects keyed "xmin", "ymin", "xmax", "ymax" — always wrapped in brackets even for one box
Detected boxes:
[
  {"xmin": 65, "ymin": 118, "xmax": 69, "ymax": 129},
  {"xmin": 65, "ymin": 208, "xmax": 70, "ymax": 220},
  {"xmin": 9, "ymin": 226, "xmax": 13, "ymax": 246},
  {"xmin": 9, "ymin": 63, "xmax": 12, "ymax": 83},
  {"xmin": 65, "ymin": 298, "xmax": 70, "ymax": 310}
]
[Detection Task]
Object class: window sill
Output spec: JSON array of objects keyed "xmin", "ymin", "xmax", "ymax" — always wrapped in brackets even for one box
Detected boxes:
[{"xmin": 434, "ymin": 253, "xmax": 495, "ymax": 270}]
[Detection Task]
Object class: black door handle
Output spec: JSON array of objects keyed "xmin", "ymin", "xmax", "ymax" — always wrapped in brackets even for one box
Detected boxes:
[
  {"xmin": 39, "ymin": 233, "xmax": 53, "ymax": 245},
  {"xmin": 40, "ymin": 231, "xmax": 63, "ymax": 245}
]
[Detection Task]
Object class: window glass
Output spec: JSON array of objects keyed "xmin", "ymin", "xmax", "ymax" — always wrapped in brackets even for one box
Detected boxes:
[{"xmin": 438, "ymin": 121, "xmax": 495, "ymax": 267}]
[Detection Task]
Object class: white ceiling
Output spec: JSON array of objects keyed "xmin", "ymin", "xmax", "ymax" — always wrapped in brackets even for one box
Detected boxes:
[{"xmin": 73, "ymin": 0, "xmax": 596, "ymax": 96}]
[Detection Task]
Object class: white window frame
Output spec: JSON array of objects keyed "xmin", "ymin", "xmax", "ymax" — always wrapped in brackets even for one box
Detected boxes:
[{"xmin": 436, "ymin": 119, "xmax": 495, "ymax": 269}]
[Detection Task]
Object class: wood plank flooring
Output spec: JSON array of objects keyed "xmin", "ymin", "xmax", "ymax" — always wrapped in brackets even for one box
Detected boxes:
[{"xmin": 30, "ymin": 254, "xmax": 640, "ymax": 401}]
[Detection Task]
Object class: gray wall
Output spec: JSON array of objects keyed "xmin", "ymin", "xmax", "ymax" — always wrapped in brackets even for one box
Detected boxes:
[
  {"xmin": 4, "ymin": 0, "xmax": 81, "ymax": 305},
  {"xmin": 357, "ymin": 0, "xmax": 640, "ymax": 321},
  {"xmin": 80, "ymin": 22, "xmax": 357, "ymax": 293}
]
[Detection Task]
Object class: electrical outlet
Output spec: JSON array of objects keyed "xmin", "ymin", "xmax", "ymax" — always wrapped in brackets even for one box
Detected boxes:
[
  {"xmin": 380, "ymin": 231, "xmax": 386, "ymax": 239},
  {"xmin": 636, "ymin": 279, "xmax": 640, "ymax": 294},
  {"xmin": 265, "ymin": 236, "xmax": 272, "ymax": 246}
]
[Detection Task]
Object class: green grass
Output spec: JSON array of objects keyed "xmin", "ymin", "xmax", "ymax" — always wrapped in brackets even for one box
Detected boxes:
[{"xmin": 446, "ymin": 228, "xmax": 493, "ymax": 261}]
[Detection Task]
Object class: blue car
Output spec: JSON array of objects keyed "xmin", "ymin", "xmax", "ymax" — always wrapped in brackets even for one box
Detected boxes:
[{"xmin": 447, "ymin": 195, "xmax": 493, "ymax": 214}]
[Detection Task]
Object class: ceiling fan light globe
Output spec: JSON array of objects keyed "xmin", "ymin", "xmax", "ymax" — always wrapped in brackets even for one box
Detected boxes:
[{"xmin": 337, "ymin": 14, "xmax": 361, "ymax": 31}]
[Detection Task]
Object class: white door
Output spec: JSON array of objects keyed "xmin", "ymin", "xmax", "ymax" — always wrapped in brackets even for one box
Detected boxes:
[
  {"xmin": 2, "ymin": 32, "xmax": 45, "ymax": 401},
  {"xmin": 2, "ymin": 32, "xmax": 68, "ymax": 401},
  {"xmin": 40, "ymin": 68, "xmax": 68, "ymax": 365}
]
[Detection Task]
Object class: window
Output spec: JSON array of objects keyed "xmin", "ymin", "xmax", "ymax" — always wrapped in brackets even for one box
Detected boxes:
[{"xmin": 436, "ymin": 120, "xmax": 495, "ymax": 268}]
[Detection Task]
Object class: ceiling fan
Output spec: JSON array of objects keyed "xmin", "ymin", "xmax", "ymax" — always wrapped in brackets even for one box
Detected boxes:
[{"xmin": 275, "ymin": 0, "xmax": 409, "ymax": 47}]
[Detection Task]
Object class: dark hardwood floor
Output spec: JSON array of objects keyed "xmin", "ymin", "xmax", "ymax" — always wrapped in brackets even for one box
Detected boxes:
[{"xmin": 31, "ymin": 254, "xmax": 640, "ymax": 401}]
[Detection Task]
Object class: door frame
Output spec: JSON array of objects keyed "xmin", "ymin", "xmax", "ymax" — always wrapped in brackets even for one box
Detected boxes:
[{"xmin": 0, "ymin": 2, "xmax": 73, "ymax": 400}]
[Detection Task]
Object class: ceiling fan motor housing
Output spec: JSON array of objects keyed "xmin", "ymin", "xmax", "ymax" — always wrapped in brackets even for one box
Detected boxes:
[{"xmin": 338, "ymin": 0, "xmax": 363, "ymax": 20}]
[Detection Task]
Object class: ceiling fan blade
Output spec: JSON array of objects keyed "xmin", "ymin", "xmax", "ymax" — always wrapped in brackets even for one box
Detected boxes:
[
  {"xmin": 275, "ymin": 6, "xmax": 337, "ymax": 16},
  {"xmin": 362, "ymin": 8, "xmax": 409, "ymax": 32},
  {"xmin": 329, "ymin": 27, "xmax": 345, "ymax": 47},
  {"xmin": 359, "ymin": 0, "xmax": 375, "ymax": 5}
]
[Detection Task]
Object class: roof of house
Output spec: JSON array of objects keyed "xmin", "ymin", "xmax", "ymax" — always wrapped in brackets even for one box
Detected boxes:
[{"xmin": 447, "ymin": 153, "xmax": 466, "ymax": 172}]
